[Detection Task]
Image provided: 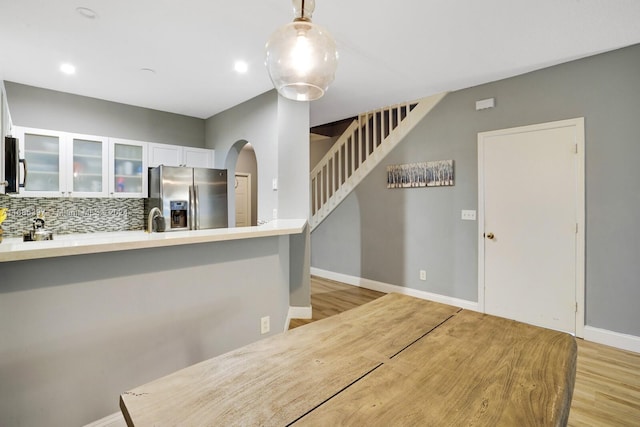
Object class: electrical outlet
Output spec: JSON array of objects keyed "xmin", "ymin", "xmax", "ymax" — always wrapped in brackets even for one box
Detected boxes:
[
  {"xmin": 261, "ymin": 316, "xmax": 270, "ymax": 334},
  {"xmin": 419, "ymin": 270, "xmax": 427, "ymax": 281},
  {"xmin": 272, "ymin": 208, "xmax": 278, "ymax": 220}
]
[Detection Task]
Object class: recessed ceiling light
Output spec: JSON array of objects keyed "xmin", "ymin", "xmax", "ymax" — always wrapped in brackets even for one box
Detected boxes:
[
  {"xmin": 234, "ymin": 61, "xmax": 248, "ymax": 74},
  {"xmin": 76, "ymin": 7, "xmax": 98, "ymax": 19},
  {"xmin": 60, "ymin": 63, "xmax": 76, "ymax": 75}
]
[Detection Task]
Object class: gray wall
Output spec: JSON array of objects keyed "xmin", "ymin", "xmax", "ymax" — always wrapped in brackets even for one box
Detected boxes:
[
  {"xmin": 206, "ymin": 90, "xmax": 311, "ymax": 308},
  {"xmin": 311, "ymin": 43, "xmax": 640, "ymax": 337},
  {"xmin": 276, "ymin": 95, "xmax": 311, "ymax": 307},
  {"xmin": 206, "ymin": 91, "xmax": 279, "ymax": 224},
  {"xmin": 277, "ymin": 95, "xmax": 310, "ymax": 220},
  {"xmin": 0, "ymin": 236, "xmax": 291, "ymax": 427},
  {"xmin": 4, "ymin": 82, "xmax": 205, "ymax": 147}
]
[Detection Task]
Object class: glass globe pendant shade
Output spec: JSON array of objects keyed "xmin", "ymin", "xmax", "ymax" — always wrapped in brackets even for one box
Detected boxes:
[{"xmin": 265, "ymin": 14, "xmax": 338, "ymax": 101}]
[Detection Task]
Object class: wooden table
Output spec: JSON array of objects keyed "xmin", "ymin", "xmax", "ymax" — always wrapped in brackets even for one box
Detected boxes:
[{"xmin": 120, "ymin": 293, "xmax": 577, "ymax": 426}]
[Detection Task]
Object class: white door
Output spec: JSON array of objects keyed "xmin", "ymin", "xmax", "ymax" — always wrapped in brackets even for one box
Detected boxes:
[
  {"xmin": 478, "ymin": 118, "xmax": 584, "ymax": 335},
  {"xmin": 234, "ymin": 174, "xmax": 250, "ymax": 227}
]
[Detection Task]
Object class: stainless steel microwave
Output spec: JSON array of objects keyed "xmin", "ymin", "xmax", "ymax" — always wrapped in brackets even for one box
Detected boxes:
[{"xmin": 3, "ymin": 136, "xmax": 24, "ymax": 194}]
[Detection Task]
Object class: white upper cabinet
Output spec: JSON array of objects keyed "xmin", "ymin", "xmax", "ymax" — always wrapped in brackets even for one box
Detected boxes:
[
  {"xmin": 14, "ymin": 126, "xmax": 148, "ymax": 198},
  {"xmin": 183, "ymin": 147, "xmax": 215, "ymax": 168},
  {"xmin": 16, "ymin": 127, "xmax": 110, "ymax": 197},
  {"xmin": 11, "ymin": 127, "xmax": 220, "ymax": 199},
  {"xmin": 15, "ymin": 126, "xmax": 67, "ymax": 197},
  {"xmin": 109, "ymin": 138, "xmax": 148, "ymax": 198},
  {"xmin": 148, "ymin": 143, "xmax": 214, "ymax": 168},
  {"xmin": 148, "ymin": 143, "xmax": 181, "ymax": 167}
]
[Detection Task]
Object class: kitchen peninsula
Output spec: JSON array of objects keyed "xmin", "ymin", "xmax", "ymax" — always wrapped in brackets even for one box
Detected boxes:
[
  {"xmin": 0, "ymin": 219, "xmax": 306, "ymax": 261},
  {"xmin": 0, "ymin": 220, "xmax": 309, "ymax": 427},
  {"xmin": 1, "ymin": 76, "xmax": 311, "ymax": 426}
]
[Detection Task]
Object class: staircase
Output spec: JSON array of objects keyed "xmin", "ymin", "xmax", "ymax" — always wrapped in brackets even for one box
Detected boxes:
[{"xmin": 310, "ymin": 92, "xmax": 447, "ymax": 231}]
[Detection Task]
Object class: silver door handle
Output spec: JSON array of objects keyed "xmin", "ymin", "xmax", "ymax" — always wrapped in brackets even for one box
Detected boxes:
[
  {"xmin": 189, "ymin": 185, "xmax": 195, "ymax": 230},
  {"xmin": 194, "ymin": 185, "xmax": 200, "ymax": 230}
]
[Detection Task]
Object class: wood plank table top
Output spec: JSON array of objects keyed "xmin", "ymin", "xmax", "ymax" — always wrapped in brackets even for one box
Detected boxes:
[{"xmin": 120, "ymin": 293, "xmax": 577, "ymax": 426}]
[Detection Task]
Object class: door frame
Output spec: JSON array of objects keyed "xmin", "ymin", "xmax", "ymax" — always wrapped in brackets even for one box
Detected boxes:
[{"xmin": 477, "ymin": 118, "xmax": 585, "ymax": 337}]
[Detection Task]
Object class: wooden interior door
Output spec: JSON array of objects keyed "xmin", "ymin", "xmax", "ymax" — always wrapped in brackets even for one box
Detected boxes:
[
  {"xmin": 234, "ymin": 174, "xmax": 250, "ymax": 227},
  {"xmin": 478, "ymin": 118, "xmax": 584, "ymax": 335}
]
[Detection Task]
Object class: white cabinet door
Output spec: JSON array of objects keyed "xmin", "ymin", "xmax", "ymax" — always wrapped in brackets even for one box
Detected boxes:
[
  {"xmin": 109, "ymin": 138, "xmax": 148, "ymax": 197},
  {"xmin": 183, "ymin": 147, "xmax": 214, "ymax": 168},
  {"xmin": 15, "ymin": 126, "xmax": 66, "ymax": 197},
  {"xmin": 148, "ymin": 143, "xmax": 182, "ymax": 167},
  {"xmin": 67, "ymin": 133, "xmax": 109, "ymax": 197},
  {"xmin": 149, "ymin": 143, "xmax": 215, "ymax": 168}
]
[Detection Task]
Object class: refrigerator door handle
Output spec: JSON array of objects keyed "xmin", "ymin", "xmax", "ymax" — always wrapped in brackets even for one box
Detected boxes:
[
  {"xmin": 189, "ymin": 185, "xmax": 195, "ymax": 230},
  {"xmin": 194, "ymin": 184, "xmax": 200, "ymax": 230}
]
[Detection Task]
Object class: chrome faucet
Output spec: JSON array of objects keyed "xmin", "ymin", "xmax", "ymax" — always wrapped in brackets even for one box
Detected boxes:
[{"xmin": 147, "ymin": 207, "xmax": 164, "ymax": 233}]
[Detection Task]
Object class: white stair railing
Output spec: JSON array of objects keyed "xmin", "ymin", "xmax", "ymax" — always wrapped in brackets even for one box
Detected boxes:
[{"xmin": 310, "ymin": 92, "xmax": 447, "ymax": 231}]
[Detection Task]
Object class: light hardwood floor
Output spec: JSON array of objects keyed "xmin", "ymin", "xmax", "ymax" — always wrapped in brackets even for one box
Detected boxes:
[{"xmin": 291, "ymin": 276, "xmax": 640, "ymax": 426}]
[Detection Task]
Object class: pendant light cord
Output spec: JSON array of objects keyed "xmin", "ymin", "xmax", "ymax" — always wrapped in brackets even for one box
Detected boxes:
[{"xmin": 301, "ymin": 0, "xmax": 305, "ymax": 19}]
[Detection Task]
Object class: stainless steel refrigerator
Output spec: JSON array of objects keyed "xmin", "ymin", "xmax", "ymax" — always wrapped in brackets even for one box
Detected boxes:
[{"xmin": 148, "ymin": 165, "xmax": 228, "ymax": 231}]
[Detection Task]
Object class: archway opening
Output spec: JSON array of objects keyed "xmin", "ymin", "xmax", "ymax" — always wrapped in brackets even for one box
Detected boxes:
[{"xmin": 225, "ymin": 140, "xmax": 258, "ymax": 227}]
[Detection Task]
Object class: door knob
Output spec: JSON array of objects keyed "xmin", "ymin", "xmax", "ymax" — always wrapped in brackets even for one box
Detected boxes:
[{"xmin": 486, "ymin": 232, "xmax": 495, "ymax": 240}]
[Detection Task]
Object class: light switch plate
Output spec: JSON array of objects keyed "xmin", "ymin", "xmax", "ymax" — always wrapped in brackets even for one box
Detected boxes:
[{"xmin": 461, "ymin": 210, "xmax": 477, "ymax": 221}]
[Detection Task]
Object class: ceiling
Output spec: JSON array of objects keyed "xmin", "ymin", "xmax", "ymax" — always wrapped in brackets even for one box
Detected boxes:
[{"xmin": 1, "ymin": 1, "xmax": 640, "ymax": 127}]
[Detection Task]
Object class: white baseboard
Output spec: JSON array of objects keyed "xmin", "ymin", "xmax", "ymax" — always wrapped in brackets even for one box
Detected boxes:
[
  {"xmin": 311, "ymin": 267, "xmax": 478, "ymax": 311},
  {"xmin": 289, "ymin": 306, "xmax": 312, "ymax": 319},
  {"xmin": 285, "ymin": 305, "xmax": 313, "ymax": 332},
  {"xmin": 311, "ymin": 268, "xmax": 640, "ymax": 354},
  {"xmin": 583, "ymin": 326, "xmax": 640, "ymax": 354}
]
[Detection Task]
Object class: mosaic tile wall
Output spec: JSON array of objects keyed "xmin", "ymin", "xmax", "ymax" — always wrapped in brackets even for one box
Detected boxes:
[{"xmin": 0, "ymin": 195, "xmax": 144, "ymax": 237}]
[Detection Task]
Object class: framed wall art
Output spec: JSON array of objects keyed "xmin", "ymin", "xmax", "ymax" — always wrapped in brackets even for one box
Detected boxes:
[{"xmin": 387, "ymin": 160, "xmax": 454, "ymax": 188}]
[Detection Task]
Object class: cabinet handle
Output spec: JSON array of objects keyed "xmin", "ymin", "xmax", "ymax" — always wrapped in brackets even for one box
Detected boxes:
[{"xmin": 20, "ymin": 159, "xmax": 28, "ymax": 188}]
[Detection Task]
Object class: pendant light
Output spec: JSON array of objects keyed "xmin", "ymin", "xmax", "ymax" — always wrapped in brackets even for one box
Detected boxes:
[{"xmin": 265, "ymin": 0, "xmax": 338, "ymax": 101}]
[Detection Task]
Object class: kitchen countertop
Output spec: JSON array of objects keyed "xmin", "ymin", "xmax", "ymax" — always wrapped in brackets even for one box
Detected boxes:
[{"xmin": 0, "ymin": 219, "xmax": 307, "ymax": 262}]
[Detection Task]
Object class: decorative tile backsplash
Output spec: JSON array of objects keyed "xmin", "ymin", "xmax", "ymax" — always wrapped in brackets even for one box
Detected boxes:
[{"xmin": 0, "ymin": 195, "xmax": 144, "ymax": 237}]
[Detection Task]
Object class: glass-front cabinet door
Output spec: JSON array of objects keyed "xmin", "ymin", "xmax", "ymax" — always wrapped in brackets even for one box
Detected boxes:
[
  {"xmin": 16, "ymin": 127, "xmax": 66, "ymax": 196},
  {"xmin": 109, "ymin": 138, "xmax": 147, "ymax": 197},
  {"xmin": 69, "ymin": 134, "xmax": 108, "ymax": 197}
]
